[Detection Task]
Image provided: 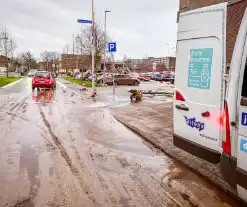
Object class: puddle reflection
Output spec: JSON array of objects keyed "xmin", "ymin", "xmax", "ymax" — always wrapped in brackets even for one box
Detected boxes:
[{"xmin": 32, "ymin": 89, "xmax": 55, "ymax": 104}]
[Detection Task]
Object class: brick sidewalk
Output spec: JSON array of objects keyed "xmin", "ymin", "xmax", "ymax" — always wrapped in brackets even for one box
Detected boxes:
[{"xmin": 111, "ymin": 103, "xmax": 238, "ymax": 198}]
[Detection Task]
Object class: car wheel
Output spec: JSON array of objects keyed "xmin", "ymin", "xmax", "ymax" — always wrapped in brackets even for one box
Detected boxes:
[{"xmin": 133, "ymin": 80, "xmax": 139, "ymax": 86}]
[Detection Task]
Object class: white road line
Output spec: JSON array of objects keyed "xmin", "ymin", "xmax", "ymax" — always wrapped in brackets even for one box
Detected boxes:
[{"xmin": 56, "ymin": 80, "xmax": 90, "ymax": 98}]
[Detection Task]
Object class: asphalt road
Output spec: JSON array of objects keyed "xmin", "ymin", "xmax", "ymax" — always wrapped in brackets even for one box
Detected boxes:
[{"xmin": 0, "ymin": 77, "xmax": 244, "ymax": 207}]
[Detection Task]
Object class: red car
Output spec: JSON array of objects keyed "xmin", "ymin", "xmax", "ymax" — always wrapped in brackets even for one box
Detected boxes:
[{"xmin": 32, "ymin": 71, "xmax": 56, "ymax": 90}]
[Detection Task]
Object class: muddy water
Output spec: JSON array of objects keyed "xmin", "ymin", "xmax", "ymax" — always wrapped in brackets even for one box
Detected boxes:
[{"xmin": 0, "ymin": 78, "xmax": 244, "ymax": 206}]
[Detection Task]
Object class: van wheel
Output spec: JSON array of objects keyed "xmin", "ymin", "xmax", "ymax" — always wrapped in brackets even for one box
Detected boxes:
[{"xmin": 133, "ymin": 81, "xmax": 139, "ymax": 86}]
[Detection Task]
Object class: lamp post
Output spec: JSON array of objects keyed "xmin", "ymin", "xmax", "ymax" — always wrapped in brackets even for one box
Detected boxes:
[
  {"xmin": 171, "ymin": 47, "xmax": 176, "ymax": 57},
  {"xmin": 103, "ymin": 10, "xmax": 111, "ymax": 85},
  {"xmin": 166, "ymin": 43, "xmax": 170, "ymax": 57}
]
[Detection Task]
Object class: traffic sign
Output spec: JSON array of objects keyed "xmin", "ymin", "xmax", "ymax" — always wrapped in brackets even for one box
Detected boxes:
[
  {"xmin": 108, "ymin": 42, "xmax": 117, "ymax": 52},
  {"xmin": 77, "ymin": 19, "xmax": 92, "ymax": 24}
]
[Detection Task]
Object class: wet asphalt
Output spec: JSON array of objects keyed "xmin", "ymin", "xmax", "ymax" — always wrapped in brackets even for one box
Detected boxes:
[{"xmin": 0, "ymin": 77, "xmax": 244, "ymax": 207}]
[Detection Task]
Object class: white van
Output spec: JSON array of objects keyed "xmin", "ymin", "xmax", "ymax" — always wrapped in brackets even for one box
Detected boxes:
[{"xmin": 173, "ymin": 2, "xmax": 247, "ymax": 202}]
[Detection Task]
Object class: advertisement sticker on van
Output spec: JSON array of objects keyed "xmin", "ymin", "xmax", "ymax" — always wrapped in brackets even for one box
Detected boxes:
[
  {"xmin": 188, "ymin": 48, "xmax": 213, "ymax": 89},
  {"xmin": 241, "ymin": 112, "xmax": 247, "ymax": 126},
  {"xmin": 240, "ymin": 138, "xmax": 247, "ymax": 153},
  {"xmin": 184, "ymin": 116, "xmax": 204, "ymax": 131}
]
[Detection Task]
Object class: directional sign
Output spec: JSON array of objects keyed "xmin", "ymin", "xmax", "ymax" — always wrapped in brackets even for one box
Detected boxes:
[
  {"xmin": 77, "ymin": 19, "xmax": 92, "ymax": 24},
  {"xmin": 108, "ymin": 42, "xmax": 117, "ymax": 53},
  {"xmin": 188, "ymin": 48, "xmax": 213, "ymax": 89}
]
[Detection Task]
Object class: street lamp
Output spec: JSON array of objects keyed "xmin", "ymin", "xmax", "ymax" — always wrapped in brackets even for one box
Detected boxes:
[
  {"xmin": 171, "ymin": 47, "xmax": 176, "ymax": 57},
  {"xmin": 166, "ymin": 44, "xmax": 170, "ymax": 57},
  {"xmin": 103, "ymin": 10, "xmax": 111, "ymax": 85}
]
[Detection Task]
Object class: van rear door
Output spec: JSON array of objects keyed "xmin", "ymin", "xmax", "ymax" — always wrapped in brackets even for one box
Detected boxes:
[{"xmin": 173, "ymin": 3, "xmax": 228, "ymax": 164}]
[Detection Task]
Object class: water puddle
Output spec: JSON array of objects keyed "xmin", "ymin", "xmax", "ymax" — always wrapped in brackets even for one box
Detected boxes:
[
  {"xmin": 31, "ymin": 89, "xmax": 56, "ymax": 104},
  {"xmin": 20, "ymin": 144, "xmax": 40, "ymax": 206}
]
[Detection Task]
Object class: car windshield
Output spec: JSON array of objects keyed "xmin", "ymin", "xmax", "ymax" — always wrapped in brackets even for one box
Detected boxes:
[{"xmin": 35, "ymin": 72, "xmax": 50, "ymax": 78}]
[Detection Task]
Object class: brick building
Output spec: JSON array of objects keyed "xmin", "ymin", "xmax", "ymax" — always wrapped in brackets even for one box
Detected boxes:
[
  {"xmin": 178, "ymin": 0, "xmax": 247, "ymax": 67},
  {"xmin": 61, "ymin": 54, "xmax": 91, "ymax": 72}
]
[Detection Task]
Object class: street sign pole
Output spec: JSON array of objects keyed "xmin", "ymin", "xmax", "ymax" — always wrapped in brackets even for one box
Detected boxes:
[
  {"xmin": 77, "ymin": 12, "xmax": 94, "ymax": 96},
  {"xmin": 91, "ymin": 0, "xmax": 96, "ymax": 96},
  {"xmin": 108, "ymin": 42, "xmax": 117, "ymax": 95}
]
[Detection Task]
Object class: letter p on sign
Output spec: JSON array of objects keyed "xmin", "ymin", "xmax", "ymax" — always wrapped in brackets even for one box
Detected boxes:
[{"xmin": 108, "ymin": 42, "xmax": 117, "ymax": 53}]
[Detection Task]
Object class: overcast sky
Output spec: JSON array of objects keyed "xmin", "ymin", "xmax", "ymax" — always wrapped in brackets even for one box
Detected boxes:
[{"xmin": 0, "ymin": 0, "xmax": 179, "ymax": 60}]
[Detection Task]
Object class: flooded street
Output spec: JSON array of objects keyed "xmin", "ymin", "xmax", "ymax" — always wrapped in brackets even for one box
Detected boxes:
[{"xmin": 0, "ymin": 78, "xmax": 244, "ymax": 207}]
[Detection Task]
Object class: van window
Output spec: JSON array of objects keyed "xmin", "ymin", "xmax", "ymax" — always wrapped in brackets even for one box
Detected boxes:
[{"xmin": 241, "ymin": 59, "xmax": 247, "ymax": 97}]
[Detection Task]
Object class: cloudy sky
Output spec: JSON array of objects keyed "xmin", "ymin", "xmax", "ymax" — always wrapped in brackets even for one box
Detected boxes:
[{"xmin": 0, "ymin": 0, "xmax": 179, "ymax": 60}]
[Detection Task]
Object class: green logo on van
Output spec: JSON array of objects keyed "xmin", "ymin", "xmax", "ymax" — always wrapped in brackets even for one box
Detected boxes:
[{"xmin": 188, "ymin": 48, "xmax": 213, "ymax": 89}]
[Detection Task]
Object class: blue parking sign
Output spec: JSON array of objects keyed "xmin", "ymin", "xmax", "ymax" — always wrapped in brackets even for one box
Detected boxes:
[
  {"xmin": 242, "ymin": 112, "xmax": 247, "ymax": 126},
  {"xmin": 108, "ymin": 42, "xmax": 117, "ymax": 52}
]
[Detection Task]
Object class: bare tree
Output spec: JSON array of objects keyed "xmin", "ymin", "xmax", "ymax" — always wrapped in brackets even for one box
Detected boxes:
[
  {"xmin": 40, "ymin": 51, "xmax": 50, "ymax": 71},
  {"xmin": 0, "ymin": 24, "xmax": 17, "ymax": 77},
  {"xmin": 19, "ymin": 51, "xmax": 38, "ymax": 71},
  {"xmin": 75, "ymin": 22, "xmax": 109, "ymax": 70},
  {"xmin": 40, "ymin": 51, "xmax": 60, "ymax": 71}
]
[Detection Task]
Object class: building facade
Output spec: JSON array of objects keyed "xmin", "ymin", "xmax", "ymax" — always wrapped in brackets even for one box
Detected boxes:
[
  {"xmin": 61, "ymin": 54, "xmax": 91, "ymax": 72},
  {"xmin": 125, "ymin": 56, "xmax": 176, "ymax": 71},
  {"xmin": 178, "ymin": 0, "xmax": 247, "ymax": 67}
]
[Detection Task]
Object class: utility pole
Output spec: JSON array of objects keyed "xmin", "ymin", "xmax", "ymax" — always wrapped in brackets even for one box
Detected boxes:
[
  {"xmin": 91, "ymin": 0, "xmax": 96, "ymax": 96},
  {"xmin": 103, "ymin": 10, "xmax": 111, "ymax": 85}
]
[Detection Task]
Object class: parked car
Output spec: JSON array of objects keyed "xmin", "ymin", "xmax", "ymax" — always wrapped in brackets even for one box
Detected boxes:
[
  {"xmin": 32, "ymin": 71, "xmax": 56, "ymax": 90},
  {"xmin": 28, "ymin": 69, "xmax": 37, "ymax": 77},
  {"xmin": 163, "ymin": 74, "xmax": 175, "ymax": 83},
  {"xmin": 106, "ymin": 74, "xmax": 140, "ymax": 86},
  {"xmin": 154, "ymin": 74, "xmax": 164, "ymax": 81},
  {"xmin": 173, "ymin": 3, "xmax": 247, "ymax": 203}
]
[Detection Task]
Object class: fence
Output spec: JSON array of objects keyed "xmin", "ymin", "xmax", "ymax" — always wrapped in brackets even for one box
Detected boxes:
[{"xmin": 0, "ymin": 72, "xmax": 21, "ymax": 77}]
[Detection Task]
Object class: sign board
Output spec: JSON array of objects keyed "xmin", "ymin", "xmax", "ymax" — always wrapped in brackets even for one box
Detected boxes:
[
  {"xmin": 188, "ymin": 48, "xmax": 213, "ymax": 89},
  {"xmin": 77, "ymin": 19, "xmax": 92, "ymax": 24},
  {"xmin": 108, "ymin": 42, "xmax": 117, "ymax": 52}
]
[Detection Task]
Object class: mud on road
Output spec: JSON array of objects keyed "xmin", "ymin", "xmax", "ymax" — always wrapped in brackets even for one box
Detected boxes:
[{"xmin": 0, "ymin": 78, "xmax": 244, "ymax": 207}]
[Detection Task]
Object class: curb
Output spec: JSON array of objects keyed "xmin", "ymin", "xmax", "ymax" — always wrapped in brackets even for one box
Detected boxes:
[
  {"xmin": 113, "ymin": 115, "xmax": 243, "ymax": 202},
  {"xmin": 1, "ymin": 78, "xmax": 23, "ymax": 89}
]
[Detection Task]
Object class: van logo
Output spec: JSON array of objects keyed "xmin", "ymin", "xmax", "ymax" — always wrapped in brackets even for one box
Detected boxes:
[
  {"xmin": 240, "ymin": 138, "xmax": 247, "ymax": 153},
  {"xmin": 241, "ymin": 112, "xmax": 247, "ymax": 126},
  {"xmin": 184, "ymin": 116, "xmax": 205, "ymax": 131}
]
